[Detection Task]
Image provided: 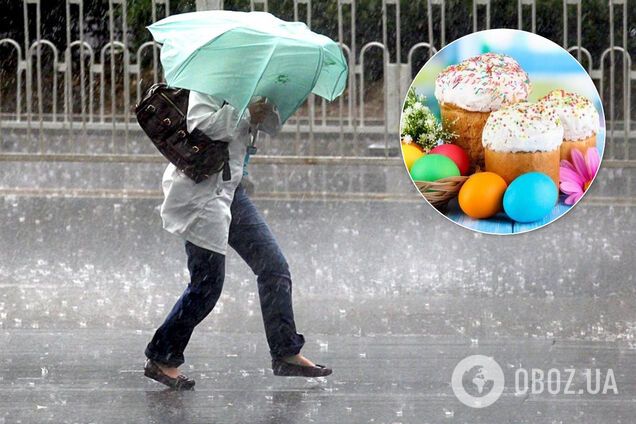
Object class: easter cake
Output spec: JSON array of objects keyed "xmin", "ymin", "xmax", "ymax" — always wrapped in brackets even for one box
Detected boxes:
[
  {"xmin": 482, "ymin": 102, "xmax": 563, "ymax": 187},
  {"xmin": 435, "ymin": 53, "xmax": 531, "ymax": 170},
  {"xmin": 538, "ymin": 89, "xmax": 599, "ymax": 160}
]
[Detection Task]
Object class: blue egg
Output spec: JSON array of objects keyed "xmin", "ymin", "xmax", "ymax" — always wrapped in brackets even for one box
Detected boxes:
[{"xmin": 503, "ymin": 172, "xmax": 558, "ymax": 223}]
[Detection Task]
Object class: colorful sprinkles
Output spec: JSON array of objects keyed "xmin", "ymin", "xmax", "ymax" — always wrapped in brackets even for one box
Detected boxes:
[
  {"xmin": 435, "ymin": 53, "xmax": 531, "ymax": 112},
  {"xmin": 483, "ymin": 102, "xmax": 564, "ymax": 152},
  {"xmin": 538, "ymin": 89, "xmax": 599, "ymax": 141}
]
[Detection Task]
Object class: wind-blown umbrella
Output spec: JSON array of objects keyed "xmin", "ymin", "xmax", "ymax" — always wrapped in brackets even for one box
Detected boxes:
[{"xmin": 148, "ymin": 11, "xmax": 348, "ymax": 125}]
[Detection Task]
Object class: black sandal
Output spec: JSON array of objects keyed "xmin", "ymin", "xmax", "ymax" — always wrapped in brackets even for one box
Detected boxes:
[
  {"xmin": 144, "ymin": 359, "xmax": 196, "ymax": 390},
  {"xmin": 272, "ymin": 358, "xmax": 333, "ymax": 377}
]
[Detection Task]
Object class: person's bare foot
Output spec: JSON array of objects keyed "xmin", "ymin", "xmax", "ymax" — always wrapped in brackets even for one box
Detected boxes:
[
  {"xmin": 144, "ymin": 359, "xmax": 196, "ymax": 390},
  {"xmin": 272, "ymin": 354, "xmax": 332, "ymax": 377},
  {"xmin": 282, "ymin": 354, "xmax": 316, "ymax": 367},
  {"xmin": 156, "ymin": 363, "xmax": 182, "ymax": 378}
]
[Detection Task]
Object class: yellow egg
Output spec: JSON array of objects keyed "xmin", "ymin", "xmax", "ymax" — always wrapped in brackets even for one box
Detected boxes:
[
  {"xmin": 458, "ymin": 172, "xmax": 508, "ymax": 219},
  {"xmin": 401, "ymin": 142, "xmax": 424, "ymax": 170}
]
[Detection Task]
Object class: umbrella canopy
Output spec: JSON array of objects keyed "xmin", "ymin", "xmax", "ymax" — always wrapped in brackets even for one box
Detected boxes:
[{"xmin": 148, "ymin": 11, "xmax": 348, "ymax": 125}]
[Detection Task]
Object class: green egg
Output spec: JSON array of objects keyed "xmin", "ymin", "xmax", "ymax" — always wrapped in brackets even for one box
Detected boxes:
[{"xmin": 410, "ymin": 154, "xmax": 460, "ymax": 181}]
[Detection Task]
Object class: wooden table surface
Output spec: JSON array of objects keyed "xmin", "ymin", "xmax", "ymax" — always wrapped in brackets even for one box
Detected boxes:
[
  {"xmin": 441, "ymin": 130, "xmax": 604, "ymax": 234},
  {"xmin": 444, "ymin": 197, "xmax": 572, "ymax": 234}
]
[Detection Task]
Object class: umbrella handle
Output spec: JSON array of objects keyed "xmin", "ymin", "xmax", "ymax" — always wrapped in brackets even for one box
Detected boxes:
[
  {"xmin": 248, "ymin": 124, "xmax": 259, "ymax": 155},
  {"xmin": 247, "ymin": 96, "xmax": 268, "ymax": 154}
]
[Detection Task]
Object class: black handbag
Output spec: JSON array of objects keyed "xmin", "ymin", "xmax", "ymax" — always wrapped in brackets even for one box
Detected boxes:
[{"xmin": 135, "ymin": 83, "xmax": 231, "ymax": 183}]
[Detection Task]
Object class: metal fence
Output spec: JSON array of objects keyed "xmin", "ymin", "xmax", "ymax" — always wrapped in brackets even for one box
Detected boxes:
[{"xmin": 0, "ymin": 0, "xmax": 634, "ymax": 164}]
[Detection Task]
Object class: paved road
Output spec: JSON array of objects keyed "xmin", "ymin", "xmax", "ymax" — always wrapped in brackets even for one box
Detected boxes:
[
  {"xmin": 1, "ymin": 331, "xmax": 635, "ymax": 423},
  {"xmin": 0, "ymin": 178, "xmax": 634, "ymax": 422}
]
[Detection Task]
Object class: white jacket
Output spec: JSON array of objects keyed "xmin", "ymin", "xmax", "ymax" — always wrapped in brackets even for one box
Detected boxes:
[{"xmin": 159, "ymin": 91, "xmax": 281, "ymax": 254}]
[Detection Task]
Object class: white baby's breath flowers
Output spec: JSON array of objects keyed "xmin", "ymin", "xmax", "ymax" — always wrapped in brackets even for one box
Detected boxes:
[{"xmin": 401, "ymin": 88, "xmax": 457, "ymax": 152}]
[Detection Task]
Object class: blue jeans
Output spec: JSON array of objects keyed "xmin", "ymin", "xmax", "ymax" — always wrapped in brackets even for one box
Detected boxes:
[{"xmin": 145, "ymin": 184, "xmax": 305, "ymax": 367}]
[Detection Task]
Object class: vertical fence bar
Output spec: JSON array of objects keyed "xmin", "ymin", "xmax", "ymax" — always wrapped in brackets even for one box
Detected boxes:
[
  {"xmin": 518, "ymin": 0, "xmax": 536, "ymax": 33},
  {"xmin": 382, "ymin": 0, "xmax": 401, "ymax": 64},
  {"xmin": 65, "ymin": 0, "xmax": 74, "ymax": 143},
  {"xmin": 382, "ymin": 0, "xmax": 388, "ymax": 157},
  {"xmin": 99, "ymin": 49, "xmax": 105, "ymax": 124},
  {"xmin": 293, "ymin": 0, "xmax": 301, "ymax": 153},
  {"xmin": 250, "ymin": 0, "xmax": 267, "ymax": 12},
  {"xmin": 383, "ymin": 0, "xmax": 403, "ymax": 156},
  {"xmin": 293, "ymin": 0, "xmax": 314, "ymax": 155},
  {"xmin": 0, "ymin": 40, "xmax": 23, "ymax": 129},
  {"xmin": 576, "ymin": 0, "xmax": 581, "ymax": 63},
  {"xmin": 427, "ymin": 0, "xmax": 434, "ymax": 52},
  {"xmin": 473, "ymin": 0, "xmax": 490, "ymax": 33},
  {"xmin": 109, "ymin": 0, "xmax": 116, "ymax": 150},
  {"xmin": 0, "ymin": 53, "xmax": 2, "ymax": 132},
  {"xmin": 618, "ymin": 0, "xmax": 629, "ymax": 159},
  {"xmin": 34, "ymin": 2, "xmax": 44, "ymax": 150},
  {"xmin": 17, "ymin": 54, "xmax": 24, "ymax": 123},
  {"xmin": 107, "ymin": 0, "xmax": 130, "ymax": 152},
  {"xmin": 350, "ymin": 0, "xmax": 356, "ymax": 140},
  {"xmin": 609, "ymin": 0, "xmax": 615, "ymax": 158},
  {"xmin": 135, "ymin": 47, "xmax": 144, "ymax": 106},
  {"xmin": 620, "ymin": 0, "xmax": 629, "ymax": 157},
  {"xmin": 563, "ymin": 0, "xmax": 568, "ymax": 47},
  {"xmin": 382, "ymin": 0, "xmax": 388, "ymax": 156},
  {"xmin": 429, "ymin": 0, "xmax": 445, "ymax": 49},
  {"xmin": 23, "ymin": 0, "xmax": 30, "ymax": 141},
  {"xmin": 23, "ymin": 0, "xmax": 44, "ymax": 148},
  {"xmin": 563, "ymin": 0, "xmax": 582, "ymax": 63},
  {"xmin": 76, "ymin": 0, "xmax": 87, "ymax": 136},
  {"xmin": 607, "ymin": 0, "xmax": 630, "ymax": 159},
  {"xmin": 121, "ymin": 0, "xmax": 130, "ymax": 152},
  {"xmin": 149, "ymin": 0, "xmax": 170, "ymax": 92},
  {"xmin": 64, "ymin": 40, "xmax": 94, "ymax": 146},
  {"xmin": 151, "ymin": 0, "xmax": 159, "ymax": 84},
  {"xmin": 196, "ymin": 0, "xmax": 223, "ymax": 9},
  {"xmin": 338, "ymin": 0, "xmax": 357, "ymax": 151},
  {"xmin": 358, "ymin": 42, "xmax": 388, "ymax": 156},
  {"xmin": 35, "ymin": 3, "xmax": 44, "ymax": 151}
]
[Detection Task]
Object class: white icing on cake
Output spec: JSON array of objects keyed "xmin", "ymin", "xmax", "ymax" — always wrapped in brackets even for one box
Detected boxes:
[
  {"xmin": 539, "ymin": 89, "xmax": 600, "ymax": 141},
  {"xmin": 482, "ymin": 102, "xmax": 564, "ymax": 152},
  {"xmin": 435, "ymin": 53, "xmax": 531, "ymax": 112}
]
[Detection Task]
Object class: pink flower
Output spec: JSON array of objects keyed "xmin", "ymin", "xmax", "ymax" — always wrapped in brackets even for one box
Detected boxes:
[{"xmin": 559, "ymin": 147, "xmax": 601, "ymax": 205}]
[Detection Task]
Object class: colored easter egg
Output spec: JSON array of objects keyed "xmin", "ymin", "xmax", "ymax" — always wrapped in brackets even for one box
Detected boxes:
[
  {"xmin": 410, "ymin": 154, "xmax": 460, "ymax": 182},
  {"xmin": 503, "ymin": 172, "xmax": 558, "ymax": 223},
  {"xmin": 429, "ymin": 144, "xmax": 471, "ymax": 175},
  {"xmin": 458, "ymin": 172, "xmax": 508, "ymax": 219},
  {"xmin": 401, "ymin": 142, "xmax": 424, "ymax": 171}
]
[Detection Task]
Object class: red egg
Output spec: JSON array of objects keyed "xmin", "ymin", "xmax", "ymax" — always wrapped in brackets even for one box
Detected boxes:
[{"xmin": 429, "ymin": 144, "xmax": 470, "ymax": 175}]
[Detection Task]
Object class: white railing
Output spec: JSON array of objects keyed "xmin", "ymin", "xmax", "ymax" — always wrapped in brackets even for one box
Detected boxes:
[{"xmin": 0, "ymin": 0, "xmax": 634, "ymax": 163}]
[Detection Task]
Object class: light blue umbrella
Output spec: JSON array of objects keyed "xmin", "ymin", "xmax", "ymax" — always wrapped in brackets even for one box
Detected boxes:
[{"xmin": 148, "ymin": 11, "xmax": 348, "ymax": 125}]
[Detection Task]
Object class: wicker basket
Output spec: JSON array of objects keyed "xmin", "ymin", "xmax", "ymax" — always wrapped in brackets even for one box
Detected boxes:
[{"xmin": 414, "ymin": 176, "xmax": 469, "ymax": 208}]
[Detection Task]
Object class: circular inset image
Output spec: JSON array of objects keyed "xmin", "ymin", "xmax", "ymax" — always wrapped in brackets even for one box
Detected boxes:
[{"xmin": 400, "ymin": 29, "xmax": 605, "ymax": 235}]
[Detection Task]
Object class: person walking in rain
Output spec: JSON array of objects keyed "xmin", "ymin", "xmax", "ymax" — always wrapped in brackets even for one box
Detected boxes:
[
  {"xmin": 140, "ymin": 10, "xmax": 347, "ymax": 390},
  {"xmin": 143, "ymin": 91, "xmax": 332, "ymax": 390}
]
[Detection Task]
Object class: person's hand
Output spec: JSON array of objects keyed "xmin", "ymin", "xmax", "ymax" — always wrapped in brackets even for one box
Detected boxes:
[{"xmin": 248, "ymin": 99, "xmax": 269, "ymax": 125}]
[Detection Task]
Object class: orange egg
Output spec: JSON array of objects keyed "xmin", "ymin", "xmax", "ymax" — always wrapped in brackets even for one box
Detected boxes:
[
  {"xmin": 458, "ymin": 172, "xmax": 508, "ymax": 219},
  {"xmin": 401, "ymin": 142, "xmax": 424, "ymax": 170}
]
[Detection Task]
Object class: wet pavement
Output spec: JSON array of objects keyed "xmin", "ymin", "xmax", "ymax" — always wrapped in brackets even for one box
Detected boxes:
[
  {"xmin": 1, "ymin": 331, "xmax": 636, "ymax": 423},
  {"xmin": 1, "ymin": 162, "xmax": 635, "ymax": 422}
]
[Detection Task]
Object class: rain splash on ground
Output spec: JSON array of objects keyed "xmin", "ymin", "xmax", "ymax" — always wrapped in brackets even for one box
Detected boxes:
[{"xmin": 1, "ymin": 157, "xmax": 635, "ymax": 423}]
